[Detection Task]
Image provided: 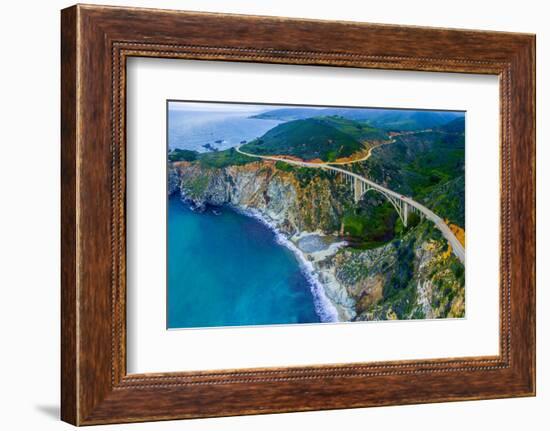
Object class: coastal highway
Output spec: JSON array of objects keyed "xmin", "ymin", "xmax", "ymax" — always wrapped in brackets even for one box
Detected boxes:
[{"xmin": 236, "ymin": 145, "xmax": 465, "ymax": 264}]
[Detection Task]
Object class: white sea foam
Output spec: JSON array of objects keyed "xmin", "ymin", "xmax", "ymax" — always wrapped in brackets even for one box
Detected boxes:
[{"xmin": 233, "ymin": 206, "xmax": 340, "ymax": 323}]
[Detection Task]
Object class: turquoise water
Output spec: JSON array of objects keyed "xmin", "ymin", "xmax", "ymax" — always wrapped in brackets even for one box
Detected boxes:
[{"xmin": 167, "ymin": 197, "xmax": 322, "ymax": 329}]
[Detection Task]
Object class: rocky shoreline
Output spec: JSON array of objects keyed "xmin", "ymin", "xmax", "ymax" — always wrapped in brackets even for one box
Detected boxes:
[
  {"xmin": 175, "ymin": 197, "xmax": 355, "ymax": 322},
  {"xmin": 169, "ymin": 159, "xmax": 466, "ymax": 322},
  {"xmin": 233, "ymin": 208, "xmax": 346, "ymax": 322},
  {"xmin": 169, "ymin": 160, "xmax": 357, "ymax": 322}
]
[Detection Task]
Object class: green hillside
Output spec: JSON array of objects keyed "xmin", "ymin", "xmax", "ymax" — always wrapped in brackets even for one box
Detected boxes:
[
  {"xmin": 241, "ymin": 117, "xmax": 367, "ymax": 161},
  {"xmin": 169, "ymin": 147, "xmax": 256, "ymax": 168},
  {"xmin": 365, "ymin": 111, "xmax": 462, "ymax": 131},
  {"xmin": 355, "ymin": 131, "xmax": 465, "ymax": 227},
  {"xmin": 437, "ymin": 116, "xmax": 466, "ymax": 134},
  {"xmin": 314, "ymin": 116, "xmax": 388, "ymax": 141},
  {"xmin": 197, "ymin": 147, "xmax": 256, "ymax": 168},
  {"xmin": 424, "ymin": 175, "xmax": 465, "ymax": 228},
  {"xmin": 168, "ymin": 148, "xmax": 198, "ymax": 162}
]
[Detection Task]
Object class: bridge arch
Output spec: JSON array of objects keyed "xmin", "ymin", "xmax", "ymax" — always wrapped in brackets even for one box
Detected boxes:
[
  {"xmin": 360, "ymin": 186, "xmax": 409, "ymax": 227},
  {"xmin": 336, "ymin": 171, "xmax": 410, "ymax": 227}
]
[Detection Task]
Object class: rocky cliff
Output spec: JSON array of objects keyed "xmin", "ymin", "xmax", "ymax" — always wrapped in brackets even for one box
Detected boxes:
[{"xmin": 170, "ymin": 160, "xmax": 345, "ymax": 236}]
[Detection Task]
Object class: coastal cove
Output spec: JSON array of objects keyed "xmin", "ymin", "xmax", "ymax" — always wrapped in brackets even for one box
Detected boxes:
[{"xmin": 167, "ymin": 196, "xmax": 339, "ymax": 329}]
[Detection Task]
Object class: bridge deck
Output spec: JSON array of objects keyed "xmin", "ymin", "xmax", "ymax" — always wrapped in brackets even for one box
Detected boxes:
[{"xmin": 235, "ymin": 146, "xmax": 465, "ymax": 264}]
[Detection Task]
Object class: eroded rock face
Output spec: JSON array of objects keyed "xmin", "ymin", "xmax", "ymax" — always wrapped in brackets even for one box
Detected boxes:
[
  {"xmin": 169, "ymin": 161, "xmax": 465, "ymax": 322},
  {"xmin": 328, "ymin": 226, "xmax": 464, "ymax": 321},
  {"xmin": 173, "ymin": 161, "xmax": 342, "ymax": 236}
]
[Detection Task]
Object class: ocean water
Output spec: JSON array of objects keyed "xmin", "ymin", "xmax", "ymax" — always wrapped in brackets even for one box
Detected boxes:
[
  {"xmin": 167, "ymin": 197, "xmax": 323, "ymax": 329},
  {"xmin": 168, "ymin": 109, "xmax": 282, "ymax": 152}
]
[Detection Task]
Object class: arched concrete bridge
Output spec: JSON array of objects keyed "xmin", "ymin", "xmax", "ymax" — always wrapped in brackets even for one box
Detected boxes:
[{"xmin": 235, "ymin": 146, "xmax": 465, "ymax": 264}]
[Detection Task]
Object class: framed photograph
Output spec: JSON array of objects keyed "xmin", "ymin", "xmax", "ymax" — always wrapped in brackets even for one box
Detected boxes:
[{"xmin": 61, "ymin": 4, "xmax": 536, "ymax": 425}]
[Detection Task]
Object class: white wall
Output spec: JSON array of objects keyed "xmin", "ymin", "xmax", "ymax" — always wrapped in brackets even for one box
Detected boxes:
[{"xmin": 0, "ymin": 0, "xmax": 546, "ymax": 429}]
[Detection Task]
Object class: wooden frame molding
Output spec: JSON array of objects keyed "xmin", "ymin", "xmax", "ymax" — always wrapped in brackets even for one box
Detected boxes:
[{"xmin": 61, "ymin": 4, "xmax": 535, "ymax": 425}]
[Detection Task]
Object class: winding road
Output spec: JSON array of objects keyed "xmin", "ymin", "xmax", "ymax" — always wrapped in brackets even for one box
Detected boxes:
[{"xmin": 236, "ymin": 145, "xmax": 465, "ymax": 264}]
